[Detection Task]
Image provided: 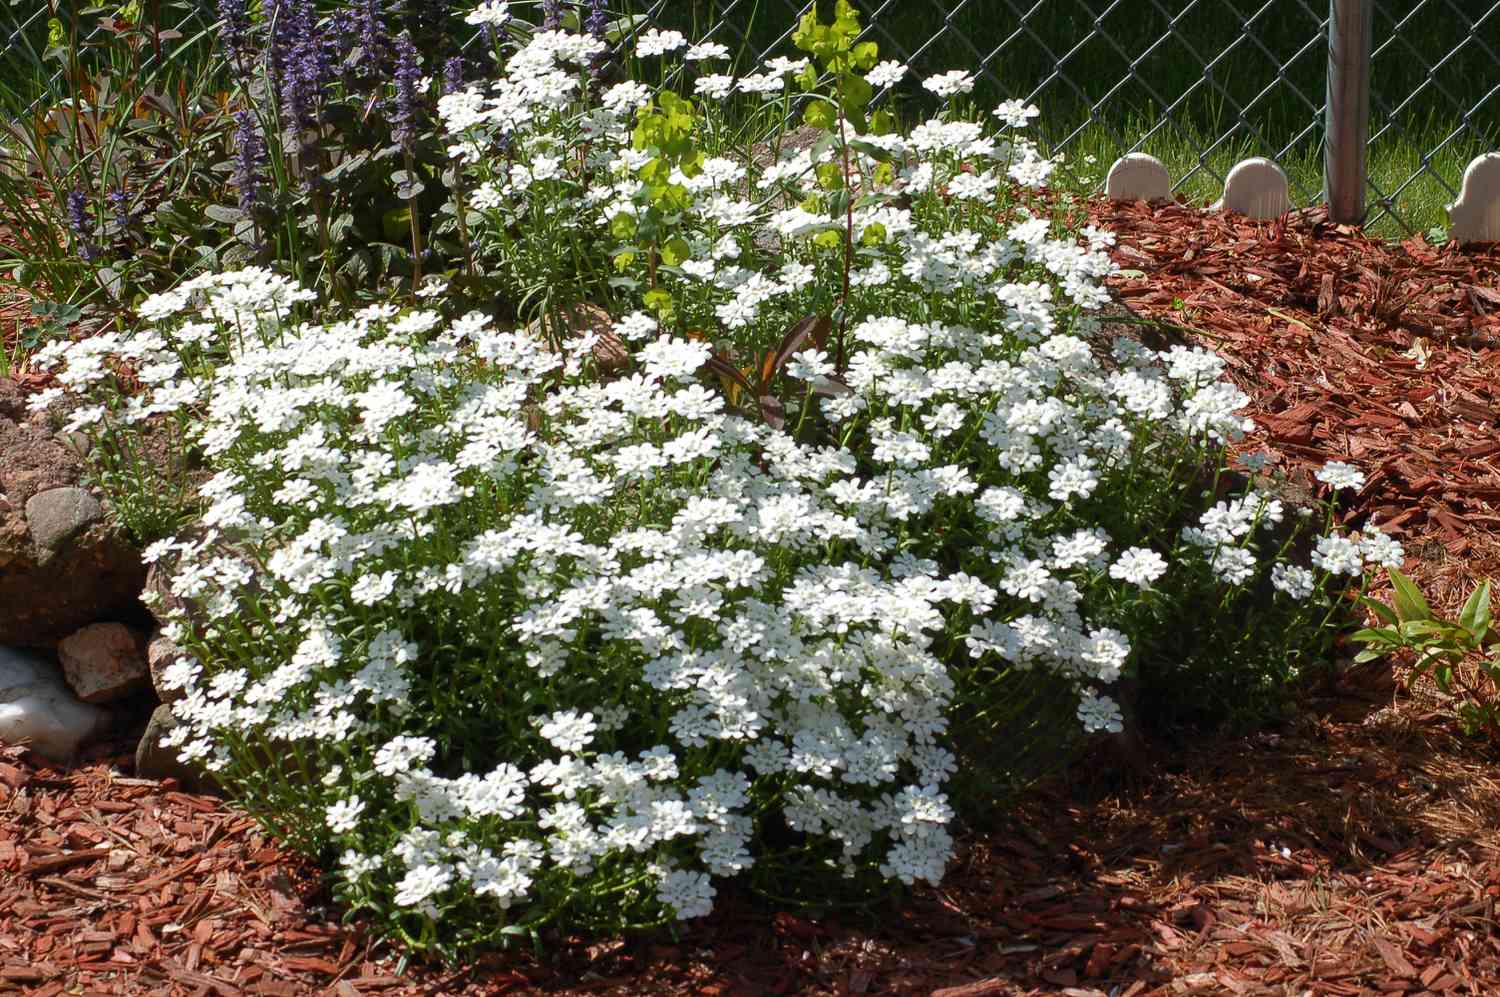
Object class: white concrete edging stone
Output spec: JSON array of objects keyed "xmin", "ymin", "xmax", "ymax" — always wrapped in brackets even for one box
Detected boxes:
[{"xmin": 1104, "ymin": 152, "xmax": 1500, "ymax": 244}]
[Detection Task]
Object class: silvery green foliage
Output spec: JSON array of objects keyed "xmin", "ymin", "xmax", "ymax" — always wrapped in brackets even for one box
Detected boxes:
[{"xmin": 32, "ymin": 15, "xmax": 1404, "ymax": 954}]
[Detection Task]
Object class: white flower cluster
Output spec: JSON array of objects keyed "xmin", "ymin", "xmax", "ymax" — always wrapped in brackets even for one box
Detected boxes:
[
  {"xmin": 41, "ymin": 15, "xmax": 1394, "ymax": 938},
  {"xmin": 45, "ymin": 260, "xmax": 1378, "ymax": 926},
  {"xmin": 438, "ymin": 32, "xmax": 1102, "ymax": 337}
]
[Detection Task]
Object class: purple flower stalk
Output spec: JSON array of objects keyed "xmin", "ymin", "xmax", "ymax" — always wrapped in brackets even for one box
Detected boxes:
[
  {"xmin": 107, "ymin": 187, "xmax": 132, "ymax": 233},
  {"xmin": 65, "ymin": 190, "xmax": 98, "ymax": 262},
  {"xmin": 391, "ymin": 31, "xmax": 423, "ymax": 150},
  {"xmin": 586, "ymin": 0, "xmax": 611, "ymax": 79},
  {"xmin": 356, "ymin": 0, "xmax": 389, "ymax": 80},
  {"xmin": 232, "ymin": 110, "xmax": 269, "ymax": 215},
  {"xmin": 443, "ymin": 55, "xmax": 465, "ymax": 95},
  {"xmin": 264, "ymin": 0, "xmax": 330, "ymax": 141},
  {"xmin": 216, "ymin": 0, "xmax": 251, "ymax": 64},
  {"xmin": 541, "ymin": 0, "xmax": 562, "ymax": 31},
  {"xmin": 265, "ymin": 0, "xmax": 299, "ymax": 89},
  {"xmin": 586, "ymin": 0, "xmax": 609, "ymax": 41}
]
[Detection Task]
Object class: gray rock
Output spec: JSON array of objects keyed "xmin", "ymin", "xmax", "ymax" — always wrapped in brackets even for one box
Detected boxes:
[
  {"xmin": 0, "ymin": 646, "xmax": 111, "ymax": 762},
  {"xmin": 52, "ymin": 431, "xmax": 93, "ymax": 459},
  {"xmin": 24, "ymin": 486, "xmax": 103, "ymax": 551},
  {"xmin": 57, "ymin": 622, "xmax": 150, "ymax": 704},
  {"xmin": 135, "ymin": 703, "xmax": 220, "ymax": 794}
]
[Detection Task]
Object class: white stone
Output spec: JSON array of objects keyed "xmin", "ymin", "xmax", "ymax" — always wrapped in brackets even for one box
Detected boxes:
[
  {"xmin": 1215, "ymin": 157, "xmax": 1291, "ymax": 219},
  {"xmin": 1448, "ymin": 153, "xmax": 1500, "ymax": 245},
  {"xmin": 58, "ymin": 622, "xmax": 150, "ymax": 704},
  {"xmin": 0, "ymin": 646, "xmax": 110, "ymax": 762},
  {"xmin": 1105, "ymin": 153, "xmax": 1171, "ymax": 202}
]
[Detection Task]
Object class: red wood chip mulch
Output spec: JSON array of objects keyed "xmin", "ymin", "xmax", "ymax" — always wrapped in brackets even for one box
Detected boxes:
[
  {"xmin": 4, "ymin": 201, "xmax": 1500, "ymax": 995},
  {"xmin": 1091, "ymin": 198, "xmax": 1500, "ymax": 591}
]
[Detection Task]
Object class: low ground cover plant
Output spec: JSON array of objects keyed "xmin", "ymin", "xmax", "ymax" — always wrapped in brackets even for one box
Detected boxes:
[
  {"xmin": 32, "ymin": 0, "xmax": 1404, "ymax": 961},
  {"xmin": 1353, "ymin": 570, "xmax": 1500, "ymax": 739}
]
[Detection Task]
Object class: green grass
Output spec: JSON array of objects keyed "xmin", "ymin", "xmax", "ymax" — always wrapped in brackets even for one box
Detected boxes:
[
  {"xmin": 1047, "ymin": 112, "xmax": 1489, "ymax": 240},
  {"xmin": 668, "ymin": 0, "xmax": 1500, "ymax": 238}
]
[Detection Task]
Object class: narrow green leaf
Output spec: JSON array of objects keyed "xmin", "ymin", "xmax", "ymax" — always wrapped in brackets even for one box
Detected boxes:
[
  {"xmin": 1349, "ymin": 626, "xmax": 1400, "ymax": 646},
  {"xmin": 1458, "ymin": 579, "xmax": 1492, "ymax": 635},
  {"xmin": 1387, "ymin": 568, "xmax": 1432, "ymax": 623},
  {"xmin": 1358, "ymin": 597, "xmax": 1400, "ymax": 626}
]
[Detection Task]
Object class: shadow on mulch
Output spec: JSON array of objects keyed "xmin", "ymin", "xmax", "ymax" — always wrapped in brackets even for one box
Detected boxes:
[{"xmin": 4, "ymin": 655, "xmax": 1497, "ymax": 997}]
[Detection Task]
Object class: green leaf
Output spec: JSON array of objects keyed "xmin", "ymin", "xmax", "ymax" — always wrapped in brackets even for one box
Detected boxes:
[
  {"xmin": 1458, "ymin": 579, "xmax": 1492, "ymax": 636},
  {"xmin": 609, "ymin": 213, "xmax": 637, "ymax": 240},
  {"xmin": 329, "ymin": 212, "xmax": 355, "ymax": 244},
  {"xmin": 869, "ymin": 109, "xmax": 897, "ymax": 136},
  {"xmin": 660, "ymin": 236, "xmax": 690, "ymax": 267},
  {"xmin": 847, "ymin": 138, "xmax": 893, "ymax": 163},
  {"xmin": 1387, "ymin": 568, "xmax": 1432, "ymax": 623},
  {"xmin": 29, "ymin": 300, "xmax": 82, "ymax": 325},
  {"xmin": 1358, "ymin": 596, "xmax": 1400, "ymax": 626},
  {"xmin": 803, "ymin": 101, "xmax": 835, "ymax": 131},
  {"xmin": 643, "ymin": 287, "xmax": 674, "ymax": 319},
  {"xmin": 204, "ymin": 204, "xmax": 244, "ymax": 224},
  {"xmin": 1349, "ymin": 626, "xmax": 1401, "ymax": 648},
  {"xmin": 341, "ymin": 248, "xmax": 371, "ymax": 281},
  {"xmin": 1396, "ymin": 619, "xmax": 1450, "ymax": 641}
]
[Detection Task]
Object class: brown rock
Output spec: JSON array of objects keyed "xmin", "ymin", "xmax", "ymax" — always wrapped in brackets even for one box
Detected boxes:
[
  {"xmin": 0, "ymin": 395, "xmax": 147, "ymax": 647},
  {"xmin": 135, "ymin": 703, "xmax": 221, "ymax": 794},
  {"xmin": 528, "ymin": 303, "xmax": 630, "ymax": 375},
  {"xmin": 146, "ymin": 627, "xmax": 188, "ymax": 703},
  {"xmin": 57, "ymin": 622, "xmax": 150, "ymax": 704}
]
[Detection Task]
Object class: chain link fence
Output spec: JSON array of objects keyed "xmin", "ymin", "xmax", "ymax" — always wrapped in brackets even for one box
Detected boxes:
[
  {"xmin": 1366, "ymin": 0, "xmax": 1500, "ymax": 233},
  {"xmin": 644, "ymin": 0, "xmax": 1499, "ymax": 237},
  {"xmin": 5, "ymin": 1, "xmax": 1496, "ymax": 236}
]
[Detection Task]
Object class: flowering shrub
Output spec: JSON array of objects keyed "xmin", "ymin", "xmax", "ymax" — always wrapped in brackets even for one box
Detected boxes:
[{"xmin": 35, "ymin": 1, "xmax": 1404, "ymax": 958}]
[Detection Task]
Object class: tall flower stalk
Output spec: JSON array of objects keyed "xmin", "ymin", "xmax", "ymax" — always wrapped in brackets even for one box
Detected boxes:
[
  {"xmin": 232, "ymin": 110, "xmax": 270, "ymax": 256},
  {"xmin": 392, "ymin": 31, "xmax": 425, "ymax": 289},
  {"xmin": 65, "ymin": 189, "xmax": 98, "ymax": 262}
]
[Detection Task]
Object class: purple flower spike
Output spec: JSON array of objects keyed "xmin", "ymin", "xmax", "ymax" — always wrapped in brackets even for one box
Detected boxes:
[
  {"xmin": 217, "ymin": 0, "xmax": 251, "ymax": 63},
  {"xmin": 586, "ymin": 0, "xmax": 609, "ymax": 40},
  {"xmin": 391, "ymin": 31, "xmax": 423, "ymax": 150},
  {"xmin": 65, "ymin": 190, "xmax": 99, "ymax": 262},
  {"xmin": 232, "ymin": 110, "xmax": 269, "ymax": 216}
]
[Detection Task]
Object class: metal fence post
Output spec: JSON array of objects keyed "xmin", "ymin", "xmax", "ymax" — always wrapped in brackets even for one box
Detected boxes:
[{"xmin": 1325, "ymin": 0, "xmax": 1372, "ymax": 224}]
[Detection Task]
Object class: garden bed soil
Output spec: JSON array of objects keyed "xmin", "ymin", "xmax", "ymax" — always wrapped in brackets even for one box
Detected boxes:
[{"xmin": 3, "ymin": 198, "xmax": 1500, "ymax": 994}]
